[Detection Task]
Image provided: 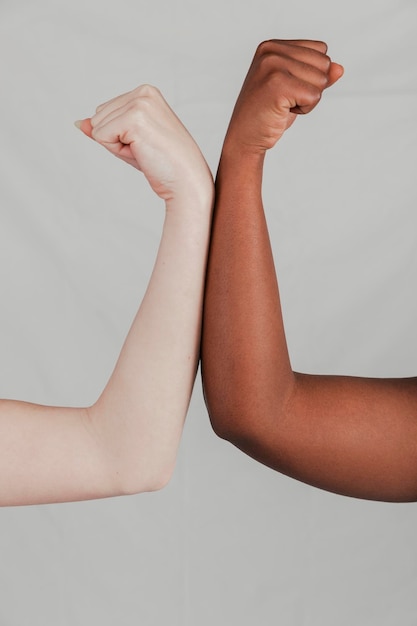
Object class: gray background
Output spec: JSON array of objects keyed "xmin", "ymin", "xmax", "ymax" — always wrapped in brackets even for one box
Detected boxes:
[{"xmin": 1, "ymin": 1, "xmax": 417, "ymax": 624}]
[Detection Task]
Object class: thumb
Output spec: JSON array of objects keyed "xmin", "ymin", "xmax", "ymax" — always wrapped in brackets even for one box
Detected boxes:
[
  {"xmin": 74, "ymin": 118, "xmax": 94, "ymax": 139},
  {"xmin": 327, "ymin": 62, "xmax": 344, "ymax": 88}
]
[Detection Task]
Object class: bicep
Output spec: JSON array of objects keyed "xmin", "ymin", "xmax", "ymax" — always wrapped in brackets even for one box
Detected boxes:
[
  {"xmin": 220, "ymin": 373, "xmax": 417, "ymax": 502},
  {"xmin": 286, "ymin": 374, "xmax": 417, "ymax": 500}
]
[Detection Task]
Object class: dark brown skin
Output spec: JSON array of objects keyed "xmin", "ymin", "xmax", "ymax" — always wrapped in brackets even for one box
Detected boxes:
[{"xmin": 201, "ymin": 39, "xmax": 417, "ymax": 502}]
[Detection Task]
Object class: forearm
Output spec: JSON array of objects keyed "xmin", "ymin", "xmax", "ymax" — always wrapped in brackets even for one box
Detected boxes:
[
  {"xmin": 202, "ymin": 147, "xmax": 294, "ymax": 434},
  {"xmin": 89, "ymin": 187, "xmax": 213, "ymax": 494}
]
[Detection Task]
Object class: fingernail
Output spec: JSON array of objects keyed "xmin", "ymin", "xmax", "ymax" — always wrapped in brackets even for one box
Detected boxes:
[{"xmin": 74, "ymin": 120, "xmax": 82, "ymax": 130}]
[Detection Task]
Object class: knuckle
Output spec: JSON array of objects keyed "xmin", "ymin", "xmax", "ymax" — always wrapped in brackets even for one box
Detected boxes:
[
  {"xmin": 255, "ymin": 42, "xmax": 292, "ymax": 77},
  {"xmin": 91, "ymin": 126, "xmax": 99, "ymax": 141},
  {"xmin": 321, "ymin": 68, "xmax": 331, "ymax": 88},
  {"xmin": 256, "ymin": 39, "xmax": 291, "ymax": 58},
  {"xmin": 257, "ymin": 50, "xmax": 283, "ymax": 75},
  {"xmin": 256, "ymin": 40, "xmax": 274, "ymax": 56},
  {"xmin": 130, "ymin": 85, "xmax": 164, "ymax": 118},
  {"xmin": 134, "ymin": 83, "xmax": 160, "ymax": 100},
  {"xmin": 308, "ymin": 86, "xmax": 322, "ymax": 105},
  {"xmin": 255, "ymin": 39, "xmax": 285, "ymax": 60},
  {"xmin": 322, "ymin": 54, "xmax": 332, "ymax": 71}
]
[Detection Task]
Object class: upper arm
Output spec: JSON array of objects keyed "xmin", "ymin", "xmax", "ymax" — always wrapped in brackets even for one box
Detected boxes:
[
  {"xmin": 0, "ymin": 399, "xmax": 118, "ymax": 506},
  {"xmin": 211, "ymin": 370, "xmax": 417, "ymax": 502}
]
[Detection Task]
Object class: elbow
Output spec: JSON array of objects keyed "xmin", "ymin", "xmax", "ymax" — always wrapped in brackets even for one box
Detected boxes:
[
  {"xmin": 203, "ymin": 385, "xmax": 234, "ymax": 442},
  {"xmin": 84, "ymin": 404, "xmax": 177, "ymax": 499},
  {"xmin": 208, "ymin": 401, "xmax": 276, "ymax": 470},
  {"xmin": 114, "ymin": 451, "xmax": 177, "ymax": 496},
  {"xmin": 202, "ymin": 369, "xmax": 283, "ymax": 448},
  {"xmin": 203, "ymin": 379, "xmax": 293, "ymax": 457},
  {"xmin": 208, "ymin": 406, "xmax": 240, "ymax": 443},
  {"xmin": 147, "ymin": 464, "xmax": 175, "ymax": 492},
  {"xmin": 117, "ymin": 462, "xmax": 174, "ymax": 496},
  {"xmin": 204, "ymin": 389, "xmax": 257, "ymax": 448}
]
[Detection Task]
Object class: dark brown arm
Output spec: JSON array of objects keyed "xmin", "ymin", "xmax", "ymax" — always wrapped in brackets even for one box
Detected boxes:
[{"xmin": 201, "ymin": 40, "xmax": 417, "ymax": 502}]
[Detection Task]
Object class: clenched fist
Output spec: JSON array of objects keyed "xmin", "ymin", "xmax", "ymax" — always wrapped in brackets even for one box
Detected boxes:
[
  {"xmin": 224, "ymin": 40, "xmax": 343, "ymax": 156},
  {"xmin": 76, "ymin": 84, "xmax": 212, "ymax": 204}
]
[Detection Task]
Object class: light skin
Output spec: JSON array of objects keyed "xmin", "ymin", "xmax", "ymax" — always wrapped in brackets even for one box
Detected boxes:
[
  {"xmin": 1, "ymin": 84, "xmax": 213, "ymax": 506},
  {"xmin": 201, "ymin": 39, "xmax": 417, "ymax": 503}
]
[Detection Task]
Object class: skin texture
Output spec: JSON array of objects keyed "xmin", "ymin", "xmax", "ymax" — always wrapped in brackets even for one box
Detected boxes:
[
  {"xmin": 0, "ymin": 85, "xmax": 213, "ymax": 506},
  {"xmin": 201, "ymin": 40, "xmax": 417, "ymax": 503}
]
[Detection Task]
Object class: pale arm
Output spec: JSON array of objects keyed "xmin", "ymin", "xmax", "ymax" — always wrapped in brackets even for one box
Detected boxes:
[{"xmin": 0, "ymin": 85, "xmax": 213, "ymax": 506}]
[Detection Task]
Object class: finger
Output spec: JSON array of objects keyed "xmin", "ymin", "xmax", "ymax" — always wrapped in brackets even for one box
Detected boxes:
[
  {"xmin": 91, "ymin": 85, "xmax": 156, "ymax": 129},
  {"xmin": 263, "ymin": 39, "xmax": 329, "ymax": 63},
  {"xmin": 90, "ymin": 101, "xmax": 133, "ymax": 133},
  {"xmin": 89, "ymin": 99, "xmax": 144, "ymax": 149},
  {"xmin": 282, "ymin": 43, "xmax": 344, "ymax": 89},
  {"xmin": 92, "ymin": 98, "xmax": 134, "ymax": 129},
  {"xmin": 287, "ymin": 57, "xmax": 343, "ymax": 97},
  {"xmin": 258, "ymin": 40, "xmax": 331, "ymax": 77},
  {"xmin": 327, "ymin": 62, "xmax": 344, "ymax": 87},
  {"xmin": 288, "ymin": 86, "xmax": 322, "ymax": 115},
  {"xmin": 271, "ymin": 55, "xmax": 330, "ymax": 92},
  {"xmin": 89, "ymin": 102, "xmax": 137, "ymax": 149},
  {"xmin": 99, "ymin": 141, "xmax": 138, "ymax": 168},
  {"xmin": 287, "ymin": 58, "xmax": 343, "ymax": 93},
  {"xmin": 94, "ymin": 84, "xmax": 154, "ymax": 119},
  {"xmin": 91, "ymin": 124, "xmax": 138, "ymax": 165},
  {"xmin": 75, "ymin": 114, "xmax": 139, "ymax": 166},
  {"xmin": 290, "ymin": 62, "xmax": 343, "ymax": 114},
  {"xmin": 95, "ymin": 89, "xmax": 133, "ymax": 114},
  {"xmin": 273, "ymin": 39, "xmax": 328, "ymax": 54},
  {"xmin": 74, "ymin": 118, "xmax": 94, "ymax": 138}
]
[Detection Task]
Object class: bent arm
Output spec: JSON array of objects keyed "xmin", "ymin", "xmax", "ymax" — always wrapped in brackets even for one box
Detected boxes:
[
  {"xmin": 202, "ymin": 149, "xmax": 417, "ymax": 502},
  {"xmin": 0, "ymin": 86, "xmax": 213, "ymax": 506},
  {"xmin": 201, "ymin": 41, "xmax": 417, "ymax": 503}
]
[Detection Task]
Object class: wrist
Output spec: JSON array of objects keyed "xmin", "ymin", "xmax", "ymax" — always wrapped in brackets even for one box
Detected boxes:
[
  {"xmin": 217, "ymin": 142, "xmax": 265, "ymax": 186},
  {"xmin": 164, "ymin": 151, "xmax": 213, "ymax": 203},
  {"xmin": 220, "ymin": 137, "xmax": 266, "ymax": 170},
  {"xmin": 165, "ymin": 174, "xmax": 214, "ymax": 219}
]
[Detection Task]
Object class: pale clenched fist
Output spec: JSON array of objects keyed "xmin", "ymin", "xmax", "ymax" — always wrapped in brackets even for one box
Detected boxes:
[{"xmin": 76, "ymin": 84, "xmax": 212, "ymax": 203}]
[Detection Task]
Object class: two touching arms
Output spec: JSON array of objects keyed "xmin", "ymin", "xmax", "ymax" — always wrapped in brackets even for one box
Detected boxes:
[
  {"xmin": 0, "ymin": 85, "xmax": 213, "ymax": 506},
  {"xmin": 2, "ymin": 43, "xmax": 416, "ymax": 507},
  {"xmin": 202, "ymin": 40, "xmax": 417, "ymax": 502}
]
